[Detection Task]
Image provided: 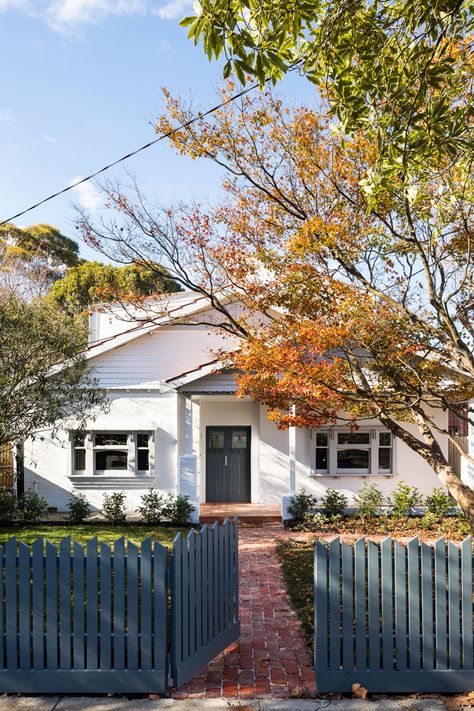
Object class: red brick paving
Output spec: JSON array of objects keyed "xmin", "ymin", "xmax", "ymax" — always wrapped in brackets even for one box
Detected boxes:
[{"xmin": 172, "ymin": 523, "xmax": 316, "ymax": 700}]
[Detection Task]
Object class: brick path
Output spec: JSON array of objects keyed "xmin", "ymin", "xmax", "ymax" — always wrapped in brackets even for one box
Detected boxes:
[{"xmin": 172, "ymin": 524, "xmax": 315, "ymax": 700}]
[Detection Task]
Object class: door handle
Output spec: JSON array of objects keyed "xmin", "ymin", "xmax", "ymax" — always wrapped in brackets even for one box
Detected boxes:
[{"xmin": 225, "ymin": 455, "xmax": 228, "ymax": 466}]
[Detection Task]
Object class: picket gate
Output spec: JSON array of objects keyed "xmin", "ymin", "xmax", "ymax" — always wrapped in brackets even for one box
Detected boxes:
[
  {"xmin": 0, "ymin": 518, "xmax": 239, "ymax": 694},
  {"xmin": 314, "ymin": 536, "xmax": 474, "ymax": 693},
  {"xmin": 171, "ymin": 520, "xmax": 240, "ymax": 687}
]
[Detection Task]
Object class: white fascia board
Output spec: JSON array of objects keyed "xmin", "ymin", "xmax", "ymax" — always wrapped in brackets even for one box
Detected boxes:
[{"xmin": 163, "ymin": 361, "xmax": 224, "ymax": 390}]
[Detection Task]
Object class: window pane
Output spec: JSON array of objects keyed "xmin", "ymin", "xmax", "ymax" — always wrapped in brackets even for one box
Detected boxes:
[
  {"xmin": 337, "ymin": 449, "xmax": 370, "ymax": 469},
  {"xmin": 316, "ymin": 448, "xmax": 328, "ymax": 470},
  {"xmin": 379, "ymin": 447, "xmax": 392, "ymax": 471},
  {"xmin": 379, "ymin": 432, "xmax": 391, "ymax": 446},
  {"xmin": 137, "ymin": 449, "xmax": 149, "ymax": 470},
  {"xmin": 95, "ymin": 450, "xmax": 128, "ymax": 470},
  {"xmin": 232, "ymin": 431, "xmax": 247, "ymax": 449},
  {"xmin": 74, "ymin": 449, "xmax": 85, "ymax": 471},
  {"xmin": 95, "ymin": 433, "xmax": 127, "ymax": 446},
  {"xmin": 337, "ymin": 432, "xmax": 370, "ymax": 445},
  {"xmin": 209, "ymin": 431, "xmax": 224, "ymax": 449},
  {"xmin": 137, "ymin": 433, "xmax": 149, "ymax": 448},
  {"xmin": 316, "ymin": 432, "xmax": 328, "ymax": 446},
  {"xmin": 73, "ymin": 433, "xmax": 85, "ymax": 447}
]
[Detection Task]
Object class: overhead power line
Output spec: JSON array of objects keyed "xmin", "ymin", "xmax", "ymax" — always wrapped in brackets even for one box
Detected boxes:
[{"xmin": 0, "ymin": 79, "xmax": 265, "ymax": 227}]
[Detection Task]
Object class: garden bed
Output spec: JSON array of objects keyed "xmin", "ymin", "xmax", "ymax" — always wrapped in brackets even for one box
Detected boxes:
[{"xmin": 287, "ymin": 513, "xmax": 472, "ymax": 540}]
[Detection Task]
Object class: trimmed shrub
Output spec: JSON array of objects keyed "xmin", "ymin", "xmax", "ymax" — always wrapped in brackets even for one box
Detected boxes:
[
  {"xmin": 16, "ymin": 490, "xmax": 48, "ymax": 522},
  {"xmin": 164, "ymin": 494, "xmax": 195, "ymax": 526},
  {"xmin": 287, "ymin": 489, "xmax": 317, "ymax": 524},
  {"xmin": 137, "ymin": 488, "xmax": 167, "ymax": 524},
  {"xmin": 0, "ymin": 490, "xmax": 16, "ymax": 520},
  {"xmin": 390, "ymin": 481, "xmax": 422, "ymax": 517},
  {"xmin": 321, "ymin": 489, "xmax": 348, "ymax": 517},
  {"xmin": 67, "ymin": 493, "xmax": 91, "ymax": 523},
  {"xmin": 356, "ymin": 482, "xmax": 386, "ymax": 518},
  {"xmin": 102, "ymin": 492, "xmax": 126, "ymax": 524},
  {"xmin": 425, "ymin": 488, "xmax": 454, "ymax": 521}
]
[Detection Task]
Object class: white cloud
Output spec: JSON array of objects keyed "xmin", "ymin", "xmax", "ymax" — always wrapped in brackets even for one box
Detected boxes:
[
  {"xmin": 46, "ymin": 0, "xmax": 146, "ymax": 31},
  {"xmin": 0, "ymin": 109, "xmax": 12, "ymax": 124},
  {"xmin": 0, "ymin": 0, "xmax": 192, "ymax": 32},
  {"xmin": 41, "ymin": 132, "xmax": 57, "ymax": 142},
  {"xmin": 69, "ymin": 175, "xmax": 102, "ymax": 211},
  {"xmin": 153, "ymin": 0, "xmax": 191, "ymax": 20}
]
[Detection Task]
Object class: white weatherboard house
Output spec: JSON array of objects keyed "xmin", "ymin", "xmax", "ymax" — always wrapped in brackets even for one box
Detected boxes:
[{"xmin": 24, "ymin": 292, "xmax": 462, "ymax": 522}]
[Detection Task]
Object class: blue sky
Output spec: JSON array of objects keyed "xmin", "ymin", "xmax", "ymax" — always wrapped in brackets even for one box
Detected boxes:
[{"xmin": 0, "ymin": 0, "xmax": 314, "ymax": 261}]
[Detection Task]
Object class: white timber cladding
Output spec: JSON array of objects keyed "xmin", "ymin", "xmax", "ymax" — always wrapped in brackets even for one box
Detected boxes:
[{"xmin": 90, "ymin": 325, "xmax": 238, "ymax": 388}]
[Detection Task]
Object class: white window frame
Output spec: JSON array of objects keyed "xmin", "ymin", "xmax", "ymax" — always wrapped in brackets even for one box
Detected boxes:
[
  {"xmin": 70, "ymin": 431, "xmax": 154, "ymax": 477},
  {"xmin": 313, "ymin": 428, "xmax": 394, "ymax": 476}
]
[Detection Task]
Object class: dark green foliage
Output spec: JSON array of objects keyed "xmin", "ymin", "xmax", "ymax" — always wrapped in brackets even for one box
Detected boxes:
[
  {"xmin": 425, "ymin": 487, "xmax": 455, "ymax": 521},
  {"xmin": 356, "ymin": 481, "xmax": 386, "ymax": 519},
  {"xmin": 67, "ymin": 493, "xmax": 92, "ymax": 523},
  {"xmin": 16, "ymin": 490, "xmax": 48, "ymax": 522},
  {"xmin": 0, "ymin": 294, "xmax": 105, "ymax": 445},
  {"xmin": 137, "ymin": 488, "xmax": 167, "ymax": 524},
  {"xmin": 102, "ymin": 492, "xmax": 127, "ymax": 524},
  {"xmin": 321, "ymin": 488, "xmax": 348, "ymax": 517},
  {"xmin": 164, "ymin": 494, "xmax": 195, "ymax": 526},
  {"xmin": 390, "ymin": 481, "xmax": 423, "ymax": 517},
  {"xmin": 0, "ymin": 490, "xmax": 16, "ymax": 521},
  {"xmin": 287, "ymin": 489, "xmax": 317, "ymax": 524}
]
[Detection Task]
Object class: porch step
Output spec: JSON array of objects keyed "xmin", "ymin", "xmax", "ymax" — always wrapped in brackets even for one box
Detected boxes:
[{"xmin": 199, "ymin": 503, "xmax": 282, "ymax": 524}]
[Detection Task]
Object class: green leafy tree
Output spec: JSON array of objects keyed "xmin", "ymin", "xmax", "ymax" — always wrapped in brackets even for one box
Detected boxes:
[
  {"xmin": 0, "ymin": 294, "xmax": 105, "ymax": 446},
  {"xmin": 181, "ymin": 0, "xmax": 473, "ymax": 200},
  {"xmin": 0, "ymin": 223, "xmax": 80, "ymax": 296},
  {"xmin": 48, "ymin": 260, "xmax": 181, "ymax": 315}
]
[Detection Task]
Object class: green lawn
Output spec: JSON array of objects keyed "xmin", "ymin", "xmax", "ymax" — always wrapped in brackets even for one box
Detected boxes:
[
  {"xmin": 276, "ymin": 539, "xmax": 314, "ymax": 648},
  {"xmin": 0, "ymin": 524, "xmax": 187, "ymax": 548}
]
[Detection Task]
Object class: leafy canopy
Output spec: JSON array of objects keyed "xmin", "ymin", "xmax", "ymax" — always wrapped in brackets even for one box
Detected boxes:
[
  {"xmin": 0, "ymin": 294, "xmax": 105, "ymax": 445},
  {"xmin": 181, "ymin": 0, "xmax": 473, "ymax": 199},
  {"xmin": 48, "ymin": 260, "xmax": 182, "ymax": 315}
]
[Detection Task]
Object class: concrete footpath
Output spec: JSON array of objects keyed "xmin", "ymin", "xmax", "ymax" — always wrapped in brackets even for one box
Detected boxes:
[{"xmin": 0, "ymin": 697, "xmax": 450, "ymax": 711}]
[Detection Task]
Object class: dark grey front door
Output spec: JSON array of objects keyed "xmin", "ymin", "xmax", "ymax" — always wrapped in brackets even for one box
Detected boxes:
[{"xmin": 206, "ymin": 426, "xmax": 251, "ymax": 502}]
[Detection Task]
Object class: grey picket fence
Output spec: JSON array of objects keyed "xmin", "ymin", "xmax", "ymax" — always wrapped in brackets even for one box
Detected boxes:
[
  {"xmin": 0, "ymin": 518, "xmax": 239, "ymax": 694},
  {"xmin": 314, "ymin": 536, "xmax": 474, "ymax": 693},
  {"xmin": 171, "ymin": 519, "xmax": 240, "ymax": 687}
]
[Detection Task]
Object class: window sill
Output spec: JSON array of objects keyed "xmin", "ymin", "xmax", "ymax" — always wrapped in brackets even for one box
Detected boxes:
[
  {"xmin": 70, "ymin": 473, "xmax": 154, "ymax": 489},
  {"xmin": 310, "ymin": 472, "xmax": 395, "ymax": 478}
]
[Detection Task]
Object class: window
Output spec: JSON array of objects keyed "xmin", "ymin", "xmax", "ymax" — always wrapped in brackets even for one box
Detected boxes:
[
  {"xmin": 71, "ymin": 431, "xmax": 153, "ymax": 476},
  {"xmin": 137, "ymin": 433, "xmax": 150, "ymax": 471},
  {"xmin": 232, "ymin": 431, "xmax": 248, "ymax": 449},
  {"xmin": 336, "ymin": 431, "xmax": 371, "ymax": 473},
  {"xmin": 314, "ymin": 428, "xmax": 393, "ymax": 475},
  {"xmin": 73, "ymin": 433, "xmax": 86, "ymax": 471},
  {"xmin": 209, "ymin": 431, "xmax": 224, "ymax": 449},
  {"xmin": 378, "ymin": 432, "xmax": 392, "ymax": 471},
  {"xmin": 315, "ymin": 432, "xmax": 329, "ymax": 473},
  {"xmin": 94, "ymin": 432, "xmax": 128, "ymax": 471}
]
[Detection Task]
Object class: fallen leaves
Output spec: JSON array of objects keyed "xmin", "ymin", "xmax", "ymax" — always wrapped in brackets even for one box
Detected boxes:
[
  {"xmin": 352, "ymin": 683, "xmax": 368, "ymax": 699},
  {"xmin": 444, "ymin": 691, "xmax": 474, "ymax": 711}
]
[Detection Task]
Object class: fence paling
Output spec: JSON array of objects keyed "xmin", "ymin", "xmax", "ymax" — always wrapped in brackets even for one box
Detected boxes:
[
  {"xmin": 171, "ymin": 517, "xmax": 240, "ymax": 689},
  {"xmin": 314, "ymin": 536, "xmax": 474, "ymax": 693}
]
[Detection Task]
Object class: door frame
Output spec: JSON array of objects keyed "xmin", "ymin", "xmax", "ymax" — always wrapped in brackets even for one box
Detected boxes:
[{"xmin": 205, "ymin": 425, "xmax": 251, "ymax": 503}]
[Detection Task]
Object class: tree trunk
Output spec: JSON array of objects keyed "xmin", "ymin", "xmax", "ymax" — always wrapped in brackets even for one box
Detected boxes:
[{"xmin": 427, "ymin": 459, "xmax": 474, "ymax": 531}]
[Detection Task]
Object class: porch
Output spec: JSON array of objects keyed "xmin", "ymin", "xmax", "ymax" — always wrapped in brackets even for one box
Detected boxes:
[{"xmin": 199, "ymin": 503, "xmax": 282, "ymax": 524}]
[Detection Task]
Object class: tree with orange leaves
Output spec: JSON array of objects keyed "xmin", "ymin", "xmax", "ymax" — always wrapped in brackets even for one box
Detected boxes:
[{"xmin": 77, "ymin": 88, "xmax": 474, "ymax": 527}]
